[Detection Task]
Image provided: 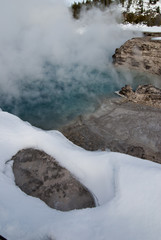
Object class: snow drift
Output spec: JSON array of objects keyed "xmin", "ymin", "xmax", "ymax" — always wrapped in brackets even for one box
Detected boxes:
[{"xmin": 1, "ymin": 109, "xmax": 161, "ymax": 240}]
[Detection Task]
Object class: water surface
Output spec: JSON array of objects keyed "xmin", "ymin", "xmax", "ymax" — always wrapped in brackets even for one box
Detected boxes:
[{"xmin": 1, "ymin": 66, "xmax": 160, "ymax": 130}]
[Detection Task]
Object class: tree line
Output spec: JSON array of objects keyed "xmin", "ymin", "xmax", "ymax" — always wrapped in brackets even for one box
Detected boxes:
[{"xmin": 71, "ymin": 0, "xmax": 161, "ymax": 26}]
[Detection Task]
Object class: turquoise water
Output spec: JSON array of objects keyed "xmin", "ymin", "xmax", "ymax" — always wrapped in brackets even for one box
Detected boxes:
[{"xmin": 1, "ymin": 66, "xmax": 161, "ymax": 130}]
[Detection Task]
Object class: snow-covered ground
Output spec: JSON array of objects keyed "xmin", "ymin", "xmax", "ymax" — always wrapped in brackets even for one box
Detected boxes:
[
  {"xmin": 1, "ymin": 110, "xmax": 161, "ymax": 240},
  {"xmin": 152, "ymin": 36, "xmax": 161, "ymax": 40},
  {"xmin": 121, "ymin": 23, "xmax": 161, "ymax": 32}
]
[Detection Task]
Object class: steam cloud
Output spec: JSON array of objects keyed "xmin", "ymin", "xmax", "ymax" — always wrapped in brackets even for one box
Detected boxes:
[
  {"xmin": 0, "ymin": 0, "xmax": 139, "ymax": 92},
  {"xmin": 0, "ymin": 0, "xmax": 141, "ymax": 128}
]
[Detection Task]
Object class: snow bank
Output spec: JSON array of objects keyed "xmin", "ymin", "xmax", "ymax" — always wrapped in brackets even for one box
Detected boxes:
[
  {"xmin": 1, "ymin": 110, "xmax": 161, "ymax": 240},
  {"xmin": 121, "ymin": 23, "xmax": 161, "ymax": 33},
  {"xmin": 152, "ymin": 37, "xmax": 161, "ymax": 40}
]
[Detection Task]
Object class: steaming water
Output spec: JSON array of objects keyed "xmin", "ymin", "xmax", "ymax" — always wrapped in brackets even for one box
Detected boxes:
[
  {"xmin": 0, "ymin": 0, "xmax": 160, "ymax": 130},
  {"xmin": 1, "ymin": 66, "xmax": 161, "ymax": 130}
]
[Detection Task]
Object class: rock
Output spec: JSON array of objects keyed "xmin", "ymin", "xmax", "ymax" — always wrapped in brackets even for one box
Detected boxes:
[
  {"xmin": 61, "ymin": 97, "xmax": 161, "ymax": 164},
  {"xmin": 119, "ymin": 84, "xmax": 161, "ymax": 108},
  {"xmin": 144, "ymin": 32, "xmax": 161, "ymax": 37},
  {"xmin": 113, "ymin": 35, "xmax": 161, "ymax": 75},
  {"xmin": 12, "ymin": 148, "xmax": 95, "ymax": 211},
  {"xmin": 136, "ymin": 84, "xmax": 161, "ymax": 96},
  {"xmin": 119, "ymin": 85, "xmax": 134, "ymax": 97},
  {"xmin": 62, "ymin": 123, "xmax": 107, "ymax": 151}
]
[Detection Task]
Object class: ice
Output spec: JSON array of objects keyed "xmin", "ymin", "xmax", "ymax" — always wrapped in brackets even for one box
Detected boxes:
[{"xmin": 1, "ymin": 110, "xmax": 161, "ymax": 240}]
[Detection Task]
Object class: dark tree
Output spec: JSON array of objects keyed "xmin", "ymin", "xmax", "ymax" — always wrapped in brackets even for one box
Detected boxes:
[{"xmin": 156, "ymin": 6, "xmax": 160, "ymax": 14}]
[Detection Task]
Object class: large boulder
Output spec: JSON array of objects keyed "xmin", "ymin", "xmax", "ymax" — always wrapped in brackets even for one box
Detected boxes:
[
  {"xmin": 12, "ymin": 148, "xmax": 95, "ymax": 211},
  {"xmin": 113, "ymin": 35, "xmax": 161, "ymax": 75}
]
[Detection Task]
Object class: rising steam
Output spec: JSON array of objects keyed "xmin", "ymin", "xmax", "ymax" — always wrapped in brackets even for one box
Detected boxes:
[{"xmin": 0, "ymin": 0, "xmax": 141, "ymax": 128}]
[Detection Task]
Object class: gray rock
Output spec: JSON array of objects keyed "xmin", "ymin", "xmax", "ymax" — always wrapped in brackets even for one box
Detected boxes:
[
  {"xmin": 119, "ymin": 84, "xmax": 161, "ymax": 108},
  {"xmin": 12, "ymin": 148, "xmax": 95, "ymax": 211},
  {"xmin": 136, "ymin": 84, "xmax": 161, "ymax": 97},
  {"xmin": 113, "ymin": 35, "xmax": 161, "ymax": 75},
  {"xmin": 61, "ymin": 97, "xmax": 161, "ymax": 163},
  {"xmin": 119, "ymin": 85, "xmax": 134, "ymax": 97}
]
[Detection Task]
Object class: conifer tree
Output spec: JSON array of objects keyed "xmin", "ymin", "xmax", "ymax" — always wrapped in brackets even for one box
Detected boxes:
[
  {"xmin": 127, "ymin": 0, "xmax": 132, "ymax": 11},
  {"xmin": 120, "ymin": 0, "xmax": 125, "ymax": 7},
  {"xmin": 156, "ymin": 6, "xmax": 160, "ymax": 14}
]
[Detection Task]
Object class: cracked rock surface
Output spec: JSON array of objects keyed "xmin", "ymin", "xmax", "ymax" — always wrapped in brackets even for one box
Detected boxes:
[{"xmin": 12, "ymin": 148, "xmax": 95, "ymax": 211}]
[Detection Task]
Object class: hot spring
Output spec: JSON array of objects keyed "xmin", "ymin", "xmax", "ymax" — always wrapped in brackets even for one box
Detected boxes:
[
  {"xmin": 0, "ymin": 0, "xmax": 160, "ymax": 130},
  {"xmin": 1, "ymin": 65, "xmax": 161, "ymax": 130}
]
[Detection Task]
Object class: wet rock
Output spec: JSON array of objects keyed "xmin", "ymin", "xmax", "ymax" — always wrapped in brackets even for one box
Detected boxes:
[
  {"xmin": 62, "ymin": 123, "xmax": 107, "ymax": 151},
  {"xmin": 119, "ymin": 85, "xmax": 134, "ymax": 97},
  {"xmin": 12, "ymin": 148, "xmax": 95, "ymax": 211},
  {"xmin": 113, "ymin": 35, "xmax": 161, "ymax": 75},
  {"xmin": 136, "ymin": 84, "xmax": 161, "ymax": 96},
  {"xmin": 119, "ymin": 84, "xmax": 161, "ymax": 108},
  {"xmin": 61, "ymin": 97, "xmax": 161, "ymax": 164}
]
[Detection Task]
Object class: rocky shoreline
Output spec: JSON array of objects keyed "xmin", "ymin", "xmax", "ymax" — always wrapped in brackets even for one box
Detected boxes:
[
  {"xmin": 118, "ymin": 84, "xmax": 161, "ymax": 108},
  {"xmin": 61, "ymin": 33, "xmax": 161, "ymax": 163},
  {"xmin": 113, "ymin": 32, "xmax": 161, "ymax": 76},
  {"xmin": 61, "ymin": 85, "xmax": 161, "ymax": 164}
]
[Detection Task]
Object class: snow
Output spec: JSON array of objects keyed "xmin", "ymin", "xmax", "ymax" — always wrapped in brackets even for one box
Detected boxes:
[
  {"xmin": 152, "ymin": 37, "xmax": 161, "ymax": 40},
  {"xmin": 1, "ymin": 110, "xmax": 161, "ymax": 240},
  {"xmin": 65, "ymin": 0, "xmax": 82, "ymax": 5},
  {"xmin": 121, "ymin": 23, "xmax": 161, "ymax": 32}
]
